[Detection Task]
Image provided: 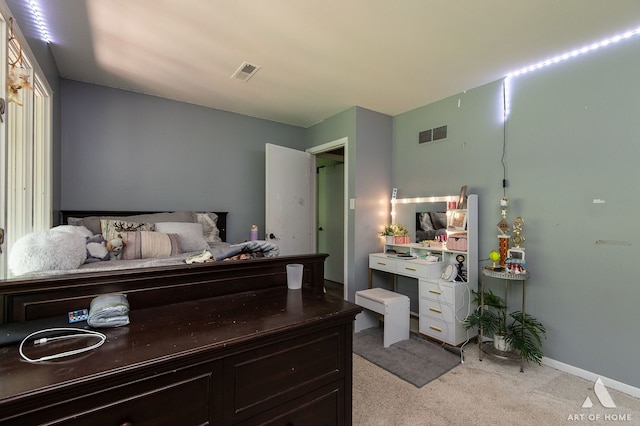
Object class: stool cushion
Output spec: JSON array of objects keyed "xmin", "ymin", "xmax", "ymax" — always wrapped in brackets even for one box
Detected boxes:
[{"xmin": 356, "ymin": 288, "xmax": 407, "ymax": 304}]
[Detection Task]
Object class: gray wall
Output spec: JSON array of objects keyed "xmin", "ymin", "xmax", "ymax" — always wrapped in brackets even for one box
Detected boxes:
[
  {"xmin": 60, "ymin": 80, "xmax": 306, "ymax": 242},
  {"xmin": 306, "ymin": 107, "xmax": 393, "ymax": 302},
  {"xmin": 352, "ymin": 107, "xmax": 393, "ymax": 301},
  {"xmin": 391, "ymin": 37, "xmax": 640, "ymax": 388}
]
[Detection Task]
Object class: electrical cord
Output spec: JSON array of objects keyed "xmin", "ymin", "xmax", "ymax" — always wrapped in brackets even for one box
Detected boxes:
[
  {"xmin": 433, "ymin": 277, "xmax": 468, "ymax": 364},
  {"xmin": 19, "ymin": 328, "xmax": 106, "ymax": 363},
  {"xmin": 454, "ymin": 280, "xmax": 475, "ymax": 364},
  {"xmin": 501, "ymin": 79, "xmax": 509, "ymax": 198}
]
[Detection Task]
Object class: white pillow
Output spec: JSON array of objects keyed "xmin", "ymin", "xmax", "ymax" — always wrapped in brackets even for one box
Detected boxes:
[
  {"xmin": 154, "ymin": 222, "xmax": 209, "ymax": 252},
  {"xmin": 8, "ymin": 230, "xmax": 87, "ymax": 276},
  {"xmin": 50, "ymin": 224, "xmax": 94, "ymax": 238}
]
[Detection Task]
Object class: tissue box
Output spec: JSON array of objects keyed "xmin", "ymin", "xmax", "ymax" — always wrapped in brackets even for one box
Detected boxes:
[
  {"xmin": 447, "ymin": 233, "xmax": 467, "ymax": 251},
  {"xmin": 428, "ymin": 241, "xmax": 444, "ymax": 249}
]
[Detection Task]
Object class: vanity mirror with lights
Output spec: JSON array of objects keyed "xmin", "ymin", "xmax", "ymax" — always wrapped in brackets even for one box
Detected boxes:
[{"xmin": 369, "ymin": 194, "xmax": 478, "ymax": 346}]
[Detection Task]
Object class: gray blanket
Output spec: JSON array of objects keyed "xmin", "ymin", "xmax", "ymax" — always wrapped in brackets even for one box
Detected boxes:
[
  {"xmin": 23, "ymin": 241, "xmax": 279, "ymax": 277},
  {"xmin": 211, "ymin": 240, "xmax": 279, "ymax": 260}
]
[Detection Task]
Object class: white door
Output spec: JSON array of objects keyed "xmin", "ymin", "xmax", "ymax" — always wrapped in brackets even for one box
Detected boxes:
[{"xmin": 265, "ymin": 143, "xmax": 315, "ymax": 256}]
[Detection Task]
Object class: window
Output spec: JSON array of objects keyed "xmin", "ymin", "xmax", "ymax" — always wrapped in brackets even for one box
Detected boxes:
[{"xmin": 0, "ymin": 14, "xmax": 53, "ymax": 278}]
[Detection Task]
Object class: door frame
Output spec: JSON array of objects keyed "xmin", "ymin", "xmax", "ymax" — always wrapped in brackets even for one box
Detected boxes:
[{"xmin": 307, "ymin": 137, "xmax": 348, "ymax": 299}]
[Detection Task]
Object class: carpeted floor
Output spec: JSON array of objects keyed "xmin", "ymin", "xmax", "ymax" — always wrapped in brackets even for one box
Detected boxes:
[
  {"xmin": 328, "ymin": 280, "xmax": 640, "ymax": 424},
  {"xmin": 353, "ymin": 327, "xmax": 460, "ymax": 388},
  {"xmin": 353, "ymin": 340, "xmax": 640, "ymax": 425}
]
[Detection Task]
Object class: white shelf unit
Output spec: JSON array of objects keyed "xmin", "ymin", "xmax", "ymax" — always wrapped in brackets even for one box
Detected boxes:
[{"xmin": 369, "ymin": 194, "xmax": 478, "ymax": 346}]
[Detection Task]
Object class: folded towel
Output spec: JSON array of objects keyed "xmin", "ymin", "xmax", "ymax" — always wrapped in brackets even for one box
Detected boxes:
[{"xmin": 88, "ymin": 293, "xmax": 130, "ymax": 328}]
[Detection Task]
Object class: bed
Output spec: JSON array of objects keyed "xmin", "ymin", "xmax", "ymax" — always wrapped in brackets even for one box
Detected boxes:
[
  {"xmin": 1, "ymin": 209, "xmax": 328, "ymax": 322},
  {"xmin": 8, "ymin": 210, "xmax": 279, "ymax": 277}
]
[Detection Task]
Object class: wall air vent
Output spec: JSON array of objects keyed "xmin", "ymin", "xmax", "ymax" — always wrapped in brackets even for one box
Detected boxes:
[
  {"xmin": 433, "ymin": 125, "xmax": 448, "ymax": 140},
  {"xmin": 231, "ymin": 62, "xmax": 261, "ymax": 82},
  {"xmin": 418, "ymin": 125, "xmax": 448, "ymax": 144},
  {"xmin": 418, "ymin": 129, "xmax": 432, "ymax": 144}
]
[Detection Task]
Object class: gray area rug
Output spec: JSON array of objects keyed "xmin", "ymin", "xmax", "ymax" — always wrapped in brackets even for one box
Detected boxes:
[{"xmin": 353, "ymin": 327, "xmax": 461, "ymax": 388}]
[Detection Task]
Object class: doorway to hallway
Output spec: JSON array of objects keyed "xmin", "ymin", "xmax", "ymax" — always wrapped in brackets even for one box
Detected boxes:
[{"xmin": 316, "ymin": 147, "xmax": 344, "ymax": 284}]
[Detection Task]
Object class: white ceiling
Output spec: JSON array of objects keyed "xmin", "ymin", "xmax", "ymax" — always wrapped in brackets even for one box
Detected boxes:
[{"xmin": 12, "ymin": 0, "xmax": 640, "ymax": 127}]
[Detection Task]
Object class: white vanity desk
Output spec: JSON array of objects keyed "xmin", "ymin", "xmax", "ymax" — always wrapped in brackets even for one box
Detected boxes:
[{"xmin": 368, "ymin": 194, "xmax": 478, "ymax": 347}]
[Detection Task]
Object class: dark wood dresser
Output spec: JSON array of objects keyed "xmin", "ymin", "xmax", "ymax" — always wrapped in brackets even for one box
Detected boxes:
[{"xmin": 0, "ymin": 256, "xmax": 360, "ymax": 425}]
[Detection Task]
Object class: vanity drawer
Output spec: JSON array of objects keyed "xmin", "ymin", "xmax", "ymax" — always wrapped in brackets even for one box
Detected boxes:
[
  {"xmin": 369, "ymin": 254, "xmax": 397, "ymax": 273},
  {"xmin": 419, "ymin": 280, "xmax": 454, "ymax": 304},
  {"xmin": 419, "ymin": 317, "xmax": 453, "ymax": 344},
  {"xmin": 396, "ymin": 260, "xmax": 443, "ymax": 279},
  {"xmin": 419, "ymin": 298, "xmax": 455, "ymax": 323}
]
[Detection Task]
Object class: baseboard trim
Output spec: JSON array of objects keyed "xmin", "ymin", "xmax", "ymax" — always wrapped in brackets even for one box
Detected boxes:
[{"xmin": 543, "ymin": 357, "xmax": 640, "ymax": 399}]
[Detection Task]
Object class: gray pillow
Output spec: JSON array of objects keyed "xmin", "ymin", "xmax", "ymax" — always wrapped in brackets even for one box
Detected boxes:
[
  {"xmin": 429, "ymin": 211, "xmax": 448, "ymax": 230},
  {"xmin": 67, "ymin": 211, "xmax": 196, "ymax": 236},
  {"xmin": 418, "ymin": 212, "xmax": 435, "ymax": 231},
  {"xmin": 121, "ymin": 211, "xmax": 195, "ymax": 224},
  {"xmin": 195, "ymin": 212, "xmax": 221, "ymax": 243},
  {"xmin": 67, "ymin": 216, "xmax": 101, "ymax": 235},
  {"xmin": 154, "ymin": 222, "xmax": 209, "ymax": 252}
]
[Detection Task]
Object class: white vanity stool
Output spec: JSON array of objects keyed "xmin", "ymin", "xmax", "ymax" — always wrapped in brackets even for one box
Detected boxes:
[{"xmin": 355, "ymin": 288, "xmax": 410, "ymax": 348}]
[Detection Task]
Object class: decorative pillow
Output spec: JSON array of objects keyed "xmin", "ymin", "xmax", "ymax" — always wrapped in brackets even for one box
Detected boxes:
[
  {"xmin": 195, "ymin": 212, "xmax": 221, "ymax": 242},
  {"xmin": 122, "ymin": 211, "xmax": 195, "ymax": 224},
  {"xmin": 120, "ymin": 231, "xmax": 182, "ymax": 260},
  {"xmin": 67, "ymin": 216, "xmax": 101, "ymax": 235},
  {"xmin": 429, "ymin": 211, "xmax": 448, "ymax": 230},
  {"xmin": 154, "ymin": 222, "xmax": 209, "ymax": 252},
  {"xmin": 50, "ymin": 224, "xmax": 94, "ymax": 238},
  {"xmin": 8, "ymin": 230, "xmax": 87, "ymax": 276},
  {"xmin": 101, "ymin": 219, "xmax": 155, "ymax": 240},
  {"xmin": 70, "ymin": 212, "xmax": 195, "ymax": 235}
]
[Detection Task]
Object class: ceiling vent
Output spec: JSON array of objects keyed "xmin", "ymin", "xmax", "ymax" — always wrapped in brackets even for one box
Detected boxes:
[{"xmin": 231, "ymin": 62, "xmax": 261, "ymax": 82}]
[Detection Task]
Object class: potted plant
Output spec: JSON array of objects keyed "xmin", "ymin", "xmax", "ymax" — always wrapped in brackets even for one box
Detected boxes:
[
  {"xmin": 379, "ymin": 225, "xmax": 395, "ymax": 244},
  {"xmin": 393, "ymin": 224, "xmax": 410, "ymax": 244},
  {"xmin": 464, "ymin": 289, "xmax": 546, "ymax": 365}
]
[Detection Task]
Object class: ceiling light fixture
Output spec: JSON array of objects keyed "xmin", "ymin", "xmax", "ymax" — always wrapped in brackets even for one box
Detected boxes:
[
  {"xmin": 27, "ymin": 0, "xmax": 51, "ymax": 44},
  {"xmin": 503, "ymin": 25, "xmax": 640, "ymax": 118}
]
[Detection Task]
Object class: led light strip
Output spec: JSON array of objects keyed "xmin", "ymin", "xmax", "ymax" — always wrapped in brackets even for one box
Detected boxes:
[
  {"xmin": 507, "ymin": 26, "xmax": 640, "ymax": 79},
  {"xmin": 503, "ymin": 25, "xmax": 640, "ymax": 118},
  {"xmin": 27, "ymin": 0, "xmax": 51, "ymax": 44}
]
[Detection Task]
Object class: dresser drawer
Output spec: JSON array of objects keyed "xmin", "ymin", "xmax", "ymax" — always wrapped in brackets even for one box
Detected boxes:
[
  {"xmin": 419, "ymin": 298, "xmax": 455, "ymax": 323},
  {"xmin": 10, "ymin": 368, "xmax": 213, "ymax": 425},
  {"xmin": 419, "ymin": 280, "xmax": 454, "ymax": 304},
  {"xmin": 419, "ymin": 316, "xmax": 453, "ymax": 344},
  {"xmin": 237, "ymin": 381, "xmax": 345, "ymax": 426},
  {"xmin": 396, "ymin": 260, "xmax": 443, "ymax": 279},
  {"xmin": 224, "ymin": 328, "xmax": 344, "ymax": 423},
  {"xmin": 369, "ymin": 254, "xmax": 397, "ymax": 273}
]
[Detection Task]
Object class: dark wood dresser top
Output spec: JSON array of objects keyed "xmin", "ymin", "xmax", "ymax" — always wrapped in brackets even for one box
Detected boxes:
[{"xmin": 0, "ymin": 287, "xmax": 359, "ymax": 402}]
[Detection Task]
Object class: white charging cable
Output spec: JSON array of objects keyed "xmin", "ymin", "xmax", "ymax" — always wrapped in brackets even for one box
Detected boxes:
[{"xmin": 19, "ymin": 328, "xmax": 106, "ymax": 362}]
